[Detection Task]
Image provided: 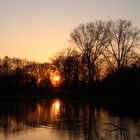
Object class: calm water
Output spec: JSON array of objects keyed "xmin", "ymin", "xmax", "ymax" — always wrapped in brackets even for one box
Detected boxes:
[{"xmin": 0, "ymin": 97, "xmax": 140, "ymax": 140}]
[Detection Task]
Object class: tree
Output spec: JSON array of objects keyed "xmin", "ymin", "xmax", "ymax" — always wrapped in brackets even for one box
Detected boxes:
[
  {"xmin": 0, "ymin": 56, "xmax": 51, "ymax": 90},
  {"xmin": 70, "ymin": 21, "xmax": 109, "ymax": 85},
  {"xmin": 51, "ymin": 48, "xmax": 80, "ymax": 87},
  {"xmin": 104, "ymin": 20, "xmax": 140, "ymax": 71}
]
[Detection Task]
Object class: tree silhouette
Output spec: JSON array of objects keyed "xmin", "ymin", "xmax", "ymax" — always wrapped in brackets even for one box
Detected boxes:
[
  {"xmin": 51, "ymin": 48, "xmax": 80, "ymax": 87},
  {"xmin": 70, "ymin": 21, "xmax": 109, "ymax": 85},
  {"xmin": 104, "ymin": 20, "xmax": 140, "ymax": 71},
  {"xmin": 0, "ymin": 56, "xmax": 51, "ymax": 92},
  {"xmin": 0, "ymin": 19, "xmax": 140, "ymax": 92}
]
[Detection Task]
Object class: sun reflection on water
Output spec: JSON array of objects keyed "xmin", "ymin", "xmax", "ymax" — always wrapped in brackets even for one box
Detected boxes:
[
  {"xmin": 50, "ymin": 99, "xmax": 61, "ymax": 120},
  {"xmin": 55, "ymin": 101, "xmax": 60, "ymax": 111}
]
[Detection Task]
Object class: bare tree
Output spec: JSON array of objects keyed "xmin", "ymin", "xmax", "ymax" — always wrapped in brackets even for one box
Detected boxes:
[
  {"xmin": 51, "ymin": 48, "xmax": 80, "ymax": 87},
  {"xmin": 104, "ymin": 20, "xmax": 140, "ymax": 71},
  {"xmin": 70, "ymin": 21, "xmax": 109, "ymax": 85}
]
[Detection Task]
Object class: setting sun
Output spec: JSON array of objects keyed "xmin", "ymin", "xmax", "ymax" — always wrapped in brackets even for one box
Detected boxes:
[
  {"xmin": 50, "ymin": 74, "xmax": 61, "ymax": 87},
  {"xmin": 54, "ymin": 76, "xmax": 60, "ymax": 81}
]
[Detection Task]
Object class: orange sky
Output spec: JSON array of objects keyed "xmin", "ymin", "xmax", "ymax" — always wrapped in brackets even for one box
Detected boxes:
[
  {"xmin": 0, "ymin": 22, "xmax": 70, "ymax": 62},
  {"xmin": 0, "ymin": 0, "xmax": 140, "ymax": 62}
]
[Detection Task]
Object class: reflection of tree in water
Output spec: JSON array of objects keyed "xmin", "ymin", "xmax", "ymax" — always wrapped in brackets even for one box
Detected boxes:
[
  {"xmin": 0, "ymin": 99, "xmax": 140, "ymax": 140},
  {"xmin": 0, "ymin": 99, "xmax": 93, "ymax": 138},
  {"xmin": 136, "ymin": 120, "xmax": 140, "ymax": 138},
  {"xmin": 104, "ymin": 123, "xmax": 129, "ymax": 140},
  {"xmin": 85, "ymin": 103, "xmax": 97, "ymax": 140}
]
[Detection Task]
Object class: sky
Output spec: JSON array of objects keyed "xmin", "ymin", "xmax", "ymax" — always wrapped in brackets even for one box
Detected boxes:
[{"xmin": 0, "ymin": 0, "xmax": 140, "ymax": 62}]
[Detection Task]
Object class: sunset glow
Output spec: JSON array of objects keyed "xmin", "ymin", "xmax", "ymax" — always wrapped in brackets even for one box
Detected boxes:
[
  {"xmin": 0, "ymin": 0, "xmax": 140, "ymax": 62},
  {"xmin": 0, "ymin": 1, "xmax": 140, "ymax": 140},
  {"xmin": 54, "ymin": 76, "xmax": 60, "ymax": 81},
  {"xmin": 50, "ymin": 74, "xmax": 61, "ymax": 87}
]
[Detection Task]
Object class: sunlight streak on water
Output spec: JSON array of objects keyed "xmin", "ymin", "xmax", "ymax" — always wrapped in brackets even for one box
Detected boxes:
[{"xmin": 55, "ymin": 100, "xmax": 60, "ymax": 111}]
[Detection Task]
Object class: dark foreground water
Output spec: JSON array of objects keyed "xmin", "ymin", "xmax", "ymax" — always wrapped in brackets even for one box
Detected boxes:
[{"xmin": 0, "ymin": 96, "xmax": 140, "ymax": 140}]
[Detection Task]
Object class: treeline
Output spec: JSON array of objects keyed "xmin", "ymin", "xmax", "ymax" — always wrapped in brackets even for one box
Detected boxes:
[
  {"xmin": 0, "ymin": 56, "xmax": 52, "ymax": 90},
  {"xmin": 102, "ymin": 65, "xmax": 140, "ymax": 93},
  {"xmin": 0, "ymin": 19, "xmax": 140, "ymax": 91},
  {"xmin": 51, "ymin": 20, "xmax": 140, "ymax": 88}
]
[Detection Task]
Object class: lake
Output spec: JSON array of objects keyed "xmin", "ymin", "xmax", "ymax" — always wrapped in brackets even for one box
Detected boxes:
[{"xmin": 0, "ymin": 96, "xmax": 140, "ymax": 140}]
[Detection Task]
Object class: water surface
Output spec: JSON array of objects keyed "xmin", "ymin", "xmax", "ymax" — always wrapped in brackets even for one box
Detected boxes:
[{"xmin": 0, "ymin": 97, "xmax": 140, "ymax": 140}]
